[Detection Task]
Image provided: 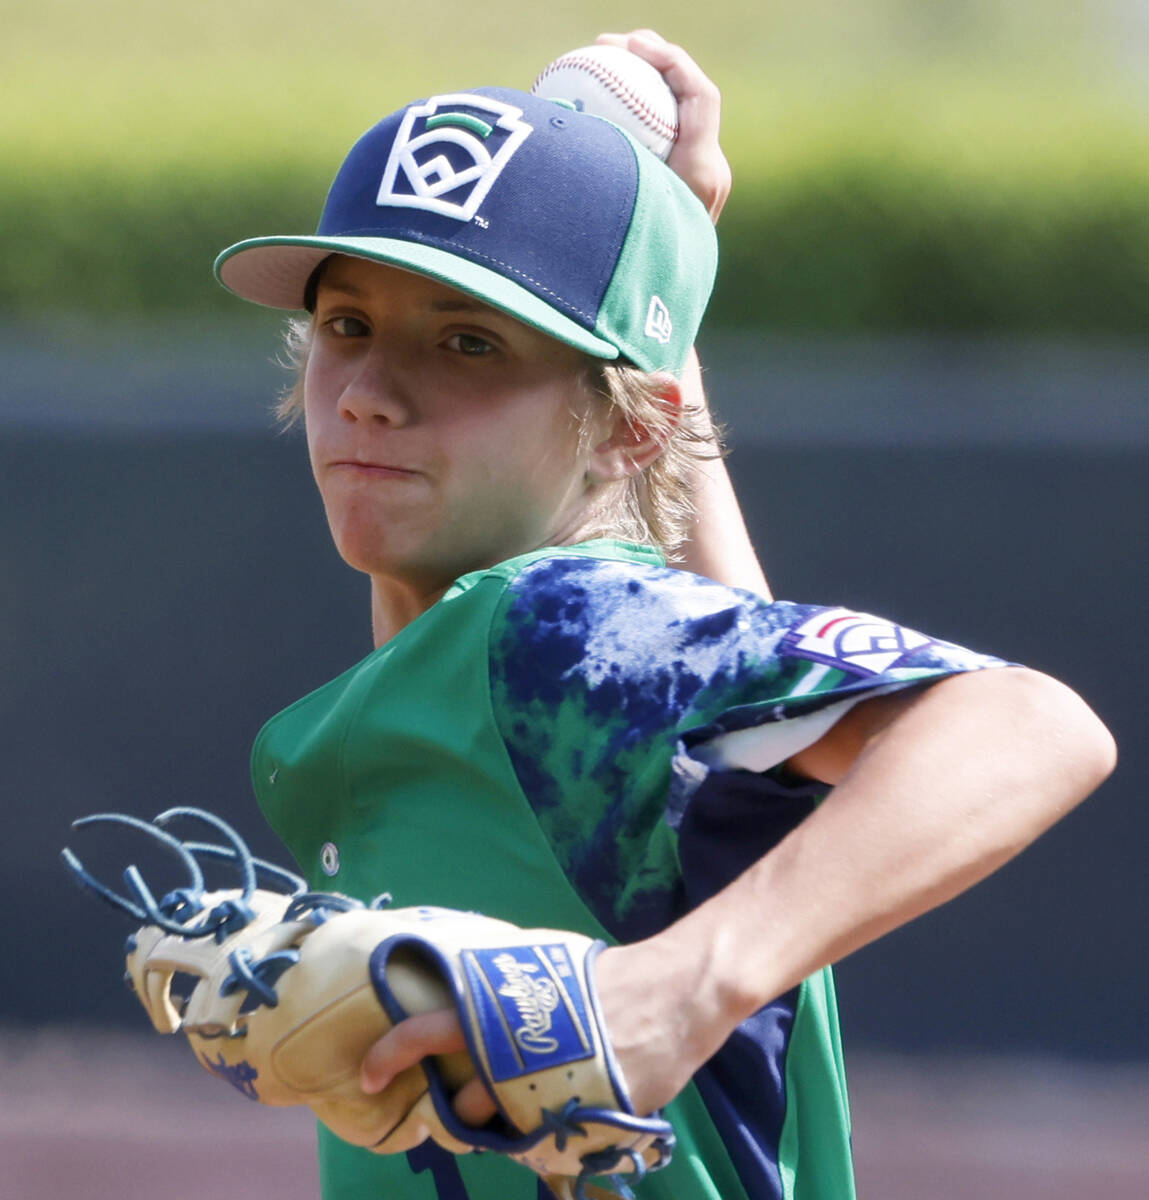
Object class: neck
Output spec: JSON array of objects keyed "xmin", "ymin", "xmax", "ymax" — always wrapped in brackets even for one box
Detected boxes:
[
  {"xmin": 366, "ymin": 504, "xmax": 616, "ymax": 647},
  {"xmin": 370, "ymin": 575, "xmax": 449, "ymax": 647}
]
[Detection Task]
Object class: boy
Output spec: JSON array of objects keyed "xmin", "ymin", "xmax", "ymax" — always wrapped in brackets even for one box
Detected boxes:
[{"xmin": 213, "ymin": 32, "xmax": 1114, "ymax": 1200}]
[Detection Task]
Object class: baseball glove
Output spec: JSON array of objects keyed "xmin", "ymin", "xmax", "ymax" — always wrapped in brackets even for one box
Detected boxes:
[{"xmin": 62, "ymin": 807, "xmax": 675, "ymax": 1200}]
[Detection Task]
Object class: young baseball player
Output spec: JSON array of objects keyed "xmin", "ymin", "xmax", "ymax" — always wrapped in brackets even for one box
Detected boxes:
[{"xmin": 213, "ymin": 31, "xmax": 1115, "ymax": 1200}]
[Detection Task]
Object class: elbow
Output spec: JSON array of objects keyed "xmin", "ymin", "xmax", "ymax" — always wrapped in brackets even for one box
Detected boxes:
[
  {"xmin": 1078, "ymin": 699, "xmax": 1118, "ymax": 794},
  {"xmin": 991, "ymin": 666, "xmax": 1117, "ymax": 802},
  {"xmin": 1076, "ymin": 701, "xmax": 1117, "ymax": 796}
]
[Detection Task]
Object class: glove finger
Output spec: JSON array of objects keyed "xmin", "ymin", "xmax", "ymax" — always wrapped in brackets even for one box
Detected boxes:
[{"xmin": 361, "ymin": 1007, "xmax": 467, "ymax": 1094}]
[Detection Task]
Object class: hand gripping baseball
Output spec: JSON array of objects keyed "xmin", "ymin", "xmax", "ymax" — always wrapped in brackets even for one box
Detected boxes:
[
  {"xmin": 594, "ymin": 30, "xmax": 731, "ymax": 222},
  {"xmin": 62, "ymin": 808, "xmax": 675, "ymax": 1199}
]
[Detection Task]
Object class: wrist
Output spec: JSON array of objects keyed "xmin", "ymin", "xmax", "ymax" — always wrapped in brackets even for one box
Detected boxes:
[
  {"xmin": 644, "ymin": 917, "xmax": 768, "ymax": 1057},
  {"xmin": 662, "ymin": 886, "xmax": 802, "ymax": 1031}
]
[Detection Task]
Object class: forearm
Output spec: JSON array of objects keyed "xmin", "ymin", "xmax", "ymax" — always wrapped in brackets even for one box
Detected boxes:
[
  {"xmin": 645, "ymin": 669, "xmax": 1114, "ymax": 1056},
  {"xmin": 598, "ymin": 34, "xmax": 768, "ymax": 596},
  {"xmin": 675, "ymin": 349, "xmax": 771, "ymax": 596}
]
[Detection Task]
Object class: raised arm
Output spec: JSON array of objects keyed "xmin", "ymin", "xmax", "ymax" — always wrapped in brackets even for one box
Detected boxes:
[{"xmin": 598, "ymin": 30, "xmax": 771, "ymax": 597}]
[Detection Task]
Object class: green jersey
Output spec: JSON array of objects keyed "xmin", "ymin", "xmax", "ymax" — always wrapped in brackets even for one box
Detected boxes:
[{"xmin": 251, "ymin": 540, "xmax": 1002, "ymax": 1200}]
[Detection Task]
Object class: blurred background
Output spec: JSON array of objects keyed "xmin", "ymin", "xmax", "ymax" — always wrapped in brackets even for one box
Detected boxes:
[{"xmin": 2, "ymin": 1, "xmax": 1147, "ymax": 1196}]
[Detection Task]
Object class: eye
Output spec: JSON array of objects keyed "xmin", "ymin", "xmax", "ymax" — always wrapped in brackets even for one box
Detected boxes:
[
  {"xmin": 444, "ymin": 332, "xmax": 495, "ymax": 356},
  {"xmin": 326, "ymin": 315, "xmax": 370, "ymax": 338}
]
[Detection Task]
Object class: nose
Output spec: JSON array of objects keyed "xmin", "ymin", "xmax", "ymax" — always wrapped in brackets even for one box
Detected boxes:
[{"xmin": 338, "ymin": 344, "xmax": 413, "ymax": 426}]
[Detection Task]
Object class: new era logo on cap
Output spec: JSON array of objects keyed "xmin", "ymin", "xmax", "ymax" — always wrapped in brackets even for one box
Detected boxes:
[
  {"xmin": 377, "ymin": 94, "xmax": 534, "ymax": 223},
  {"xmin": 644, "ymin": 295, "xmax": 673, "ymax": 344}
]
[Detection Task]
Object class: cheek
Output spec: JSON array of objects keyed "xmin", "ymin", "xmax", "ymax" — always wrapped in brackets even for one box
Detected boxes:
[
  {"xmin": 302, "ymin": 366, "xmax": 338, "ymax": 468},
  {"xmin": 472, "ymin": 417, "xmax": 577, "ymax": 503},
  {"xmin": 535, "ymin": 405, "xmax": 593, "ymax": 486}
]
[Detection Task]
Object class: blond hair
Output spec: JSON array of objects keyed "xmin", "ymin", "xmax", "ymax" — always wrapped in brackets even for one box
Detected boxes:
[{"xmin": 275, "ymin": 316, "xmax": 722, "ymax": 555}]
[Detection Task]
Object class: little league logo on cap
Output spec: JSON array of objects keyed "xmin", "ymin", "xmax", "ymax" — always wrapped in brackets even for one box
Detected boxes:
[
  {"xmin": 377, "ymin": 94, "xmax": 534, "ymax": 222},
  {"xmin": 214, "ymin": 87, "xmax": 717, "ymax": 376}
]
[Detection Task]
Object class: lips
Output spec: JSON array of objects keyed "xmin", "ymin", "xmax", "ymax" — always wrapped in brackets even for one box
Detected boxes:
[{"xmin": 329, "ymin": 459, "xmax": 421, "ymax": 478}]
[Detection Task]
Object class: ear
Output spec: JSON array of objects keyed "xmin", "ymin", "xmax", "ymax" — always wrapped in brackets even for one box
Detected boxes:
[{"xmin": 585, "ymin": 375, "xmax": 682, "ymax": 484}]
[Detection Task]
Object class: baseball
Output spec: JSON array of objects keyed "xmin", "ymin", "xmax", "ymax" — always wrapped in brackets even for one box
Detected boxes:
[{"xmin": 531, "ymin": 44, "xmax": 679, "ymax": 161}]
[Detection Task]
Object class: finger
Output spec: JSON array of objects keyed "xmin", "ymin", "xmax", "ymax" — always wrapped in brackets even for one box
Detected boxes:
[
  {"xmin": 592, "ymin": 31, "xmax": 720, "ymax": 145},
  {"xmin": 452, "ymin": 1075, "xmax": 499, "ymax": 1127},
  {"xmin": 591, "ymin": 30, "xmax": 730, "ymax": 220},
  {"xmin": 595, "ymin": 29, "xmax": 667, "ymax": 49},
  {"xmin": 629, "ymin": 36, "xmax": 721, "ymax": 142},
  {"xmin": 360, "ymin": 1010, "xmax": 467, "ymax": 1094}
]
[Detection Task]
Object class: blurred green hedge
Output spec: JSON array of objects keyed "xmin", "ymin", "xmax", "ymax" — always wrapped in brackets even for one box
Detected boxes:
[
  {"xmin": 9, "ymin": 0, "xmax": 1149, "ymax": 334},
  {"xmin": 9, "ymin": 153, "xmax": 1148, "ymax": 335},
  {"xmin": 713, "ymin": 159, "xmax": 1149, "ymax": 335}
]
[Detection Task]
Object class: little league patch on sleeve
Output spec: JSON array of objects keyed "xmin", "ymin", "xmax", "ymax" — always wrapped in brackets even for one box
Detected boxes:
[
  {"xmin": 781, "ymin": 607, "xmax": 933, "ymax": 676},
  {"xmin": 462, "ymin": 945, "xmax": 594, "ymax": 1081}
]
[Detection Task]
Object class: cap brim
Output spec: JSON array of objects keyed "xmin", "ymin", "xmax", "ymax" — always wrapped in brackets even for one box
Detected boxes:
[{"xmin": 214, "ymin": 236, "xmax": 619, "ymax": 361}]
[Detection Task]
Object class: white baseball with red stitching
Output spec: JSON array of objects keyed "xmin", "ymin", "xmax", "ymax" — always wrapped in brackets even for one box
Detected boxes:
[{"xmin": 531, "ymin": 45, "xmax": 678, "ymax": 161}]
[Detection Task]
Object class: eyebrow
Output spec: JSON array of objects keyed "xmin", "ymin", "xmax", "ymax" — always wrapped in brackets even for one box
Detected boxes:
[
  {"xmin": 318, "ymin": 281, "xmax": 365, "ymax": 302},
  {"xmin": 429, "ymin": 298, "xmax": 496, "ymax": 315}
]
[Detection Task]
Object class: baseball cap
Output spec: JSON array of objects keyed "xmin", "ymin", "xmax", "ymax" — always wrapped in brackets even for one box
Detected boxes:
[{"xmin": 214, "ymin": 87, "xmax": 717, "ymax": 376}]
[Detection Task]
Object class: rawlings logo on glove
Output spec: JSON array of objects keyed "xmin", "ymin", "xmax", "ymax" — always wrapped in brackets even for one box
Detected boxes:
[{"xmin": 62, "ymin": 808, "xmax": 675, "ymax": 1200}]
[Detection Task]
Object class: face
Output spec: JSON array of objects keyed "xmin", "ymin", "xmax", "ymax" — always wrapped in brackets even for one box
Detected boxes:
[{"xmin": 304, "ymin": 256, "xmax": 610, "ymax": 599}]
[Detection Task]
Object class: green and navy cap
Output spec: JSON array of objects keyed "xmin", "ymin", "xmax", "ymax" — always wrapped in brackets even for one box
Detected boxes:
[{"xmin": 215, "ymin": 87, "xmax": 716, "ymax": 377}]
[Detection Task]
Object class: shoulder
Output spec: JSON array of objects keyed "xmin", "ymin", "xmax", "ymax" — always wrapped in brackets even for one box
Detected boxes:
[
  {"xmin": 481, "ymin": 546, "xmax": 1007, "ymax": 717},
  {"xmin": 496, "ymin": 550, "xmax": 779, "ymax": 640},
  {"xmin": 494, "ymin": 552, "xmax": 991, "ymax": 675},
  {"xmin": 492, "ymin": 552, "xmax": 782, "ymax": 675}
]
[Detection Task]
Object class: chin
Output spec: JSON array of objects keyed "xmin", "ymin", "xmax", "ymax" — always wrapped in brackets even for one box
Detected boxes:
[
  {"xmin": 329, "ymin": 526, "xmax": 446, "ymax": 588},
  {"xmin": 327, "ymin": 507, "xmax": 539, "ymax": 589},
  {"xmin": 327, "ymin": 521, "xmax": 400, "ymax": 576}
]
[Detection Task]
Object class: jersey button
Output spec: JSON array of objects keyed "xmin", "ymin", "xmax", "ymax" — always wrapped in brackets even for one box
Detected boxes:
[{"xmin": 320, "ymin": 842, "xmax": 340, "ymax": 877}]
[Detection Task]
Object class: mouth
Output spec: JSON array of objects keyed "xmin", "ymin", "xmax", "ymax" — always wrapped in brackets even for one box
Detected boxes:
[{"xmin": 329, "ymin": 459, "xmax": 421, "ymax": 479}]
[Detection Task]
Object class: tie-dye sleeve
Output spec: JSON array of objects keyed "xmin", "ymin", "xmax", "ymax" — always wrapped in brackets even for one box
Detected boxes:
[
  {"xmin": 676, "ymin": 603, "xmax": 1008, "ymax": 777},
  {"xmin": 486, "ymin": 551, "xmax": 1007, "ymax": 941}
]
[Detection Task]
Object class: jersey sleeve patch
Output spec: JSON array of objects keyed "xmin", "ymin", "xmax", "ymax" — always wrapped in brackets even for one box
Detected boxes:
[
  {"xmin": 782, "ymin": 606, "xmax": 957, "ymax": 677},
  {"xmin": 782, "ymin": 607, "xmax": 931, "ymax": 676}
]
